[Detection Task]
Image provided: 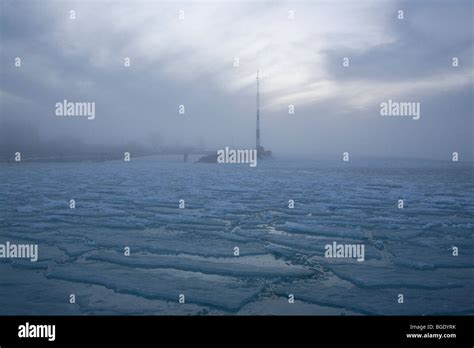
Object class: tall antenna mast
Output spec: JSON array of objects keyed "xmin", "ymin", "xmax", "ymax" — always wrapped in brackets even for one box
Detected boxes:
[{"xmin": 256, "ymin": 70, "xmax": 261, "ymax": 150}]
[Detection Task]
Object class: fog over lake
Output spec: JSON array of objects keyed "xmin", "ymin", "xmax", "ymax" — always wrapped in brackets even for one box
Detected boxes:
[{"xmin": 1, "ymin": 0, "xmax": 472, "ymax": 160}]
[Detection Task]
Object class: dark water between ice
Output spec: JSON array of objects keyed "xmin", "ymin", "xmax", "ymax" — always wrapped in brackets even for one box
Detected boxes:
[{"xmin": 1, "ymin": 157, "xmax": 473, "ymax": 315}]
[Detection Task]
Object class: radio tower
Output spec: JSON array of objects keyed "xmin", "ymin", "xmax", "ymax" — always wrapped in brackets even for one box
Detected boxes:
[{"xmin": 256, "ymin": 70, "xmax": 261, "ymax": 151}]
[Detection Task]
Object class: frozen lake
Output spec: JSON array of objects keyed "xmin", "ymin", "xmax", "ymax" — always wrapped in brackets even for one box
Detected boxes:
[{"xmin": 0, "ymin": 157, "xmax": 473, "ymax": 315}]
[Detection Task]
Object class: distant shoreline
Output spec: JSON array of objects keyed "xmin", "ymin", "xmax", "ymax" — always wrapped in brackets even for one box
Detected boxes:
[{"xmin": 1, "ymin": 154, "xmax": 473, "ymax": 165}]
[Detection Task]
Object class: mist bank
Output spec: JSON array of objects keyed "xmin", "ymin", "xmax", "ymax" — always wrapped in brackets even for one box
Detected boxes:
[{"xmin": 0, "ymin": 118, "xmax": 213, "ymax": 162}]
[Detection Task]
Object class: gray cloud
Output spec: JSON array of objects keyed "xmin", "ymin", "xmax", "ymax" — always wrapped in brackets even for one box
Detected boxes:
[{"xmin": 1, "ymin": 0, "xmax": 472, "ymax": 160}]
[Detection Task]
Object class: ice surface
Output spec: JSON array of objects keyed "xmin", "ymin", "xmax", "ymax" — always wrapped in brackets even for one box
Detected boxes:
[
  {"xmin": 275, "ymin": 278, "xmax": 474, "ymax": 315},
  {"xmin": 47, "ymin": 260, "xmax": 263, "ymax": 311},
  {"xmin": 87, "ymin": 250, "xmax": 312, "ymax": 278},
  {"xmin": 0, "ymin": 159, "xmax": 472, "ymax": 314}
]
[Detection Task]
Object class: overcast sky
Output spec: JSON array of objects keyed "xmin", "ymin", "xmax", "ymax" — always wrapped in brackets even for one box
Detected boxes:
[{"xmin": 1, "ymin": 0, "xmax": 473, "ymax": 159}]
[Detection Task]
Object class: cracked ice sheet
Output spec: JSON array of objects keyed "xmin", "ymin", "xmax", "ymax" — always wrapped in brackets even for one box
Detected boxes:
[
  {"xmin": 0, "ymin": 235, "xmax": 68, "ymax": 262},
  {"xmin": 0, "ymin": 263, "xmax": 221, "ymax": 315},
  {"xmin": 47, "ymin": 260, "xmax": 264, "ymax": 311},
  {"xmin": 278, "ymin": 221, "xmax": 376, "ymax": 240},
  {"xmin": 323, "ymin": 262, "xmax": 474, "ymax": 289},
  {"xmin": 0, "ymin": 262, "xmax": 81, "ymax": 315},
  {"xmin": 259, "ymin": 232, "xmax": 383, "ymax": 261},
  {"xmin": 0, "ymin": 230, "xmax": 98, "ymax": 259},
  {"xmin": 386, "ymin": 240, "xmax": 474, "ymax": 269},
  {"xmin": 274, "ymin": 278, "xmax": 474, "ymax": 315},
  {"xmin": 238, "ymin": 296, "xmax": 363, "ymax": 315},
  {"xmin": 87, "ymin": 251, "xmax": 313, "ymax": 278},
  {"xmin": 61, "ymin": 226, "xmax": 268, "ymax": 257},
  {"xmin": 0, "ymin": 230, "xmax": 100, "ymax": 258},
  {"xmin": 75, "ymin": 284, "xmax": 226, "ymax": 315}
]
